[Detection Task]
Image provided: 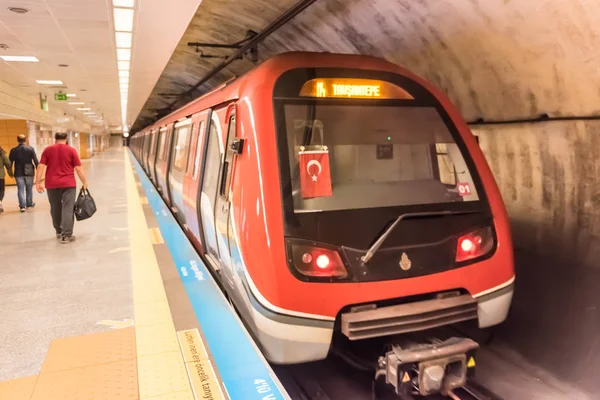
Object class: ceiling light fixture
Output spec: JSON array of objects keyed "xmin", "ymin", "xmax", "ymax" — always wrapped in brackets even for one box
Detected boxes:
[
  {"xmin": 68, "ymin": 102, "xmax": 85, "ymax": 105},
  {"xmin": 77, "ymin": 107, "xmax": 91, "ymax": 111},
  {"xmin": 113, "ymin": 8, "xmax": 134, "ymax": 32},
  {"xmin": 113, "ymin": 0, "xmax": 135, "ymax": 8},
  {"xmin": 0, "ymin": 55, "xmax": 39, "ymax": 62},
  {"xmin": 116, "ymin": 48, "xmax": 131, "ymax": 61},
  {"xmin": 8, "ymin": 7, "xmax": 29, "ymax": 14},
  {"xmin": 66, "ymin": 93, "xmax": 76, "ymax": 97},
  {"xmin": 115, "ymin": 32, "xmax": 132, "ymax": 48},
  {"xmin": 36, "ymin": 80, "xmax": 63, "ymax": 85},
  {"xmin": 113, "ymin": 0, "xmax": 135, "ymax": 128}
]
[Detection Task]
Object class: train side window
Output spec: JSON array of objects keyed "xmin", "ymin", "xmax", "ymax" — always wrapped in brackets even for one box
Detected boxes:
[
  {"xmin": 173, "ymin": 123, "xmax": 192, "ymax": 171},
  {"xmin": 219, "ymin": 115, "xmax": 236, "ymax": 199},
  {"xmin": 192, "ymin": 121, "xmax": 206, "ymax": 180}
]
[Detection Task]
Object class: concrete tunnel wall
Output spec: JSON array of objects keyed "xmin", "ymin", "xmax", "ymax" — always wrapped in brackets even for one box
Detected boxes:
[
  {"xmin": 137, "ymin": 0, "xmax": 600, "ymax": 267},
  {"xmin": 475, "ymin": 121, "xmax": 600, "ymax": 267}
]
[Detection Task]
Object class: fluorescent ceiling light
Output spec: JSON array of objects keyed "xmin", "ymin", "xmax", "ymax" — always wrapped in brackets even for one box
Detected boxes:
[
  {"xmin": 84, "ymin": 112, "xmax": 96, "ymax": 115},
  {"xmin": 117, "ymin": 48, "xmax": 131, "ymax": 61},
  {"xmin": 68, "ymin": 102, "xmax": 84, "ymax": 105},
  {"xmin": 0, "ymin": 55, "xmax": 39, "ymax": 62},
  {"xmin": 113, "ymin": 8, "xmax": 134, "ymax": 32},
  {"xmin": 118, "ymin": 61, "xmax": 130, "ymax": 70},
  {"xmin": 115, "ymin": 32, "xmax": 132, "ymax": 49},
  {"xmin": 113, "ymin": 0, "xmax": 135, "ymax": 8},
  {"xmin": 77, "ymin": 107, "xmax": 91, "ymax": 111},
  {"xmin": 36, "ymin": 80, "xmax": 63, "ymax": 85},
  {"xmin": 118, "ymin": 70, "xmax": 129, "ymax": 78},
  {"xmin": 66, "ymin": 94, "xmax": 76, "ymax": 97}
]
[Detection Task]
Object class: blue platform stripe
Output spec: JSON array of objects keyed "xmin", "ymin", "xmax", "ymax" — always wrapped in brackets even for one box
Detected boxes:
[{"xmin": 131, "ymin": 155, "xmax": 287, "ymax": 400}]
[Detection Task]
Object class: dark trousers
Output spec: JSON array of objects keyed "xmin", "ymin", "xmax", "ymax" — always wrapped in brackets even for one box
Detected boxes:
[
  {"xmin": 47, "ymin": 187, "xmax": 76, "ymax": 237},
  {"xmin": 0, "ymin": 179, "xmax": 4, "ymax": 201}
]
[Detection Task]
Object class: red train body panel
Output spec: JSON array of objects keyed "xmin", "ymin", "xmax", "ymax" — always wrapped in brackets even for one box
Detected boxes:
[{"xmin": 131, "ymin": 52, "xmax": 514, "ymax": 364}]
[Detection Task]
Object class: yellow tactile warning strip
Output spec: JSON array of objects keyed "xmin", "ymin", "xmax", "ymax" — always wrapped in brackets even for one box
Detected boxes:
[
  {"xmin": 177, "ymin": 329, "xmax": 225, "ymax": 400},
  {"xmin": 124, "ymin": 152, "xmax": 194, "ymax": 400},
  {"xmin": 33, "ymin": 358, "xmax": 138, "ymax": 400},
  {"xmin": 0, "ymin": 376, "xmax": 37, "ymax": 400},
  {"xmin": 149, "ymin": 226, "xmax": 165, "ymax": 244},
  {"xmin": 22, "ymin": 328, "xmax": 139, "ymax": 400},
  {"xmin": 39, "ymin": 328, "xmax": 136, "ymax": 374}
]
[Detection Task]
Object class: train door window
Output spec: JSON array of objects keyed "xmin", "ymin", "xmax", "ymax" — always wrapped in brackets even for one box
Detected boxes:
[
  {"xmin": 192, "ymin": 121, "xmax": 206, "ymax": 180},
  {"xmin": 199, "ymin": 120, "xmax": 220, "ymax": 258},
  {"xmin": 150, "ymin": 131, "xmax": 157, "ymax": 158},
  {"xmin": 219, "ymin": 115, "xmax": 236, "ymax": 199},
  {"xmin": 186, "ymin": 122, "xmax": 200, "ymax": 176},
  {"xmin": 158, "ymin": 129, "xmax": 167, "ymax": 160},
  {"xmin": 173, "ymin": 120, "xmax": 192, "ymax": 171}
]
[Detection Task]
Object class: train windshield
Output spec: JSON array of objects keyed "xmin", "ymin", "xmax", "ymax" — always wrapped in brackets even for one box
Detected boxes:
[{"xmin": 280, "ymin": 103, "xmax": 480, "ymax": 213}]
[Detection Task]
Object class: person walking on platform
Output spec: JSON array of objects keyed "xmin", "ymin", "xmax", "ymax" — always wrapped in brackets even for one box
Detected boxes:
[
  {"xmin": 9, "ymin": 134, "xmax": 39, "ymax": 212},
  {"xmin": 36, "ymin": 132, "xmax": 88, "ymax": 244},
  {"xmin": 0, "ymin": 146, "xmax": 14, "ymax": 213}
]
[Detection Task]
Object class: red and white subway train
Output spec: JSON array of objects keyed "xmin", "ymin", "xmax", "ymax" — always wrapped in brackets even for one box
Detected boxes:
[{"xmin": 130, "ymin": 52, "xmax": 515, "ymax": 365}]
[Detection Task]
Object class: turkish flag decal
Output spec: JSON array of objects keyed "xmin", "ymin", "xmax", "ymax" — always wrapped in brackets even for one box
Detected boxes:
[{"xmin": 298, "ymin": 150, "xmax": 333, "ymax": 199}]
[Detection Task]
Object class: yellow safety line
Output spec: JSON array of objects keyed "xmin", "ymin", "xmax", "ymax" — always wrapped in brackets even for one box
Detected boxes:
[{"xmin": 124, "ymin": 152, "xmax": 194, "ymax": 400}]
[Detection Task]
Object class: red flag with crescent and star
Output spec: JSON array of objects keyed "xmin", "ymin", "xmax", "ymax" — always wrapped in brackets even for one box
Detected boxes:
[{"xmin": 298, "ymin": 150, "xmax": 333, "ymax": 199}]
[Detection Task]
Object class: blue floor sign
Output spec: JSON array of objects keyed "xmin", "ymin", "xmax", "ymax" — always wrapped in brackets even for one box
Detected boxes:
[{"xmin": 132, "ymin": 155, "xmax": 286, "ymax": 400}]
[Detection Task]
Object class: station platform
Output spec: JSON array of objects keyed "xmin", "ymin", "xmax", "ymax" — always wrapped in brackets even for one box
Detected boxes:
[{"xmin": 0, "ymin": 146, "xmax": 288, "ymax": 400}]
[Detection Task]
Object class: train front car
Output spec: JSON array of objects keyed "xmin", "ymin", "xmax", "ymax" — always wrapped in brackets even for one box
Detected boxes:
[{"xmin": 229, "ymin": 52, "xmax": 514, "ymax": 365}]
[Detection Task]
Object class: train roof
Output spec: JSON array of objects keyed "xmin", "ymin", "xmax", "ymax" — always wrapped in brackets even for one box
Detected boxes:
[{"xmin": 139, "ymin": 51, "xmax": 416, "ymax": 134}]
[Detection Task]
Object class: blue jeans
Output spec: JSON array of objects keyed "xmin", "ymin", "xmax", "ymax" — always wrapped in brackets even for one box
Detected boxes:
[{"xmin": 16, "ymin": 176, "xmax": 34, "ymax": 209}]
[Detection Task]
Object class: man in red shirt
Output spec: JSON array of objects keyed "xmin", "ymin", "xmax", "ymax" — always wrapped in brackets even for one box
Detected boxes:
[{"xmin": 35, "ymin": 132, "xmax": 88, "ymax": 244}]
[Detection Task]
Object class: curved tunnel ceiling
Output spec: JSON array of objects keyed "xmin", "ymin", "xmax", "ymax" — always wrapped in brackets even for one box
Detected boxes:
[{"xmin": 132, "ymin": 0, "xmax": 600, "ymax": 132}]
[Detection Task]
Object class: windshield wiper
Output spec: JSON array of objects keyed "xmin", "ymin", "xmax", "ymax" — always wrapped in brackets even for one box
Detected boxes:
[{"xmin": 361, "ymin": 210, "xmax": 479, "ymax": 264}]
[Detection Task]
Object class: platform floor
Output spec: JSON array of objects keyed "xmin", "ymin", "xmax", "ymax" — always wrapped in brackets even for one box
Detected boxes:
[{"xmin": 0, "ymin": 147, "xmax": 195, "ymax": 399}]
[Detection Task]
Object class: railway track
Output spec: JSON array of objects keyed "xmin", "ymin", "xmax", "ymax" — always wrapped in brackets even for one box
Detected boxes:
[{"xmin": 274, "ymin": 358, "xmax": 502, "ymax": 400}]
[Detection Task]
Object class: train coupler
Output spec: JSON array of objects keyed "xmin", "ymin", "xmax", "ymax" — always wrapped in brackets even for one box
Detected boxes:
[{"xmin": 376, "ymin": 337, "xmax": 478, "ymax": 397}]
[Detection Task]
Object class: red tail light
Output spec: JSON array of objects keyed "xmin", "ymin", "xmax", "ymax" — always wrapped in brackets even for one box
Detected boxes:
[
  {"xmin": 287, "ymin": 240, "xmax": 348, "ymax": 279},
  {"xmin": 456, "ymin": 227, "xmax": 494, "ymax": 263}
]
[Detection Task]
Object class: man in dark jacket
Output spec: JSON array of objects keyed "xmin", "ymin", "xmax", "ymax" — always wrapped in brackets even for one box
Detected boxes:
[{"xmin": 9, "ymin": 134, "xmax": 39, "ymax": 212}]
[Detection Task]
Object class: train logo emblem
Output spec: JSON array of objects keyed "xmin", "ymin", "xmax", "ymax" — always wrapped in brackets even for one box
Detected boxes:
[
  {"xmin": 306, "ymin": 160, "xmax": 323, "ymax": 181},
  {"xmin": 399, "ymin": 252, "xmax": 412, "ymax": 271}
]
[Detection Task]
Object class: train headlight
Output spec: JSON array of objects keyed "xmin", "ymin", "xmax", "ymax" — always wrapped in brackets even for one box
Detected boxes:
[
  {"xmin": 455, "ymin": 227, "xmax": 494, "ymax": 263},
  {"xmin": 286, "ymin": 239, "xmax": 348, "ymax": 279}
]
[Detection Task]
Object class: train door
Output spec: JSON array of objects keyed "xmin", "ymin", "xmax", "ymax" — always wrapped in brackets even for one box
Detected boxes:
[
  {"xmin": 143, "ymin": 132, "xmax": 151, "ymax": 173},
  {"xmin": 198, "ymin": 106, "xmax": 235, "ymax": 288},
  {"xmin": 184, "ymin": 110, "xmax": 209, "ymax": 250},
  {"xmin": 213, "ymin": 106, "xmax": 238, "ymax": 289},
  {"xmin": 168, "ymin": 118, "xmax": 193, "ymax": 221},
  {"xmin": 148, "ymin": 130, "xmax": 158, "ymax": 184}
]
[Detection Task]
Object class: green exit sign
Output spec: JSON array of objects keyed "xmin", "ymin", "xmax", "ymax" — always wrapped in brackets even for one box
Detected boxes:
[{"xmin": 54, "ymin": 93, "xmax": 68, "ymax": 101}]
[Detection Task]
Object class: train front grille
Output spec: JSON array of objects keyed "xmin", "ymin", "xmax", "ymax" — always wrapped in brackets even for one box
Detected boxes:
[{"xmin": 340, "ymin": 294, "xmax": 478, "ymax": 340}]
